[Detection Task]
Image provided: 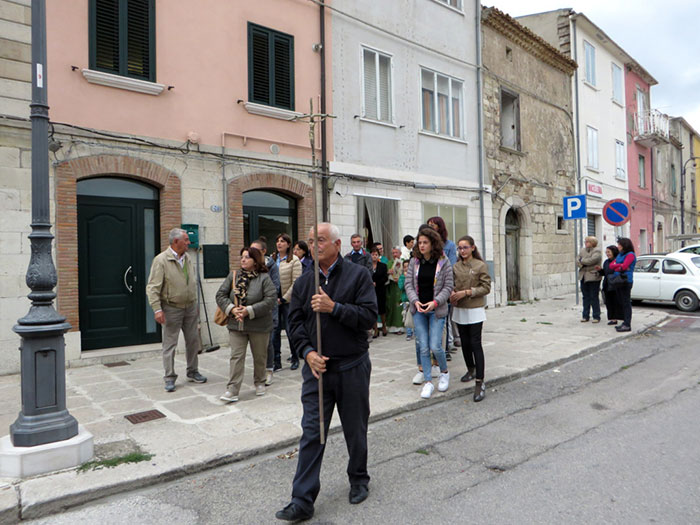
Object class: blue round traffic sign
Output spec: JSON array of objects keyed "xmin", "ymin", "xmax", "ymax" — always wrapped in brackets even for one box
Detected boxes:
[{"xmin": 603, "ymin": 199, "xmax": 631, "ymax": 226}]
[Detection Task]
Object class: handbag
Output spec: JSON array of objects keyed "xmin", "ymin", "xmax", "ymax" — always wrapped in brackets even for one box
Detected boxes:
[
  {"xmin": 213, "ymin": 271, "xmax": 237, "ymax": 326},
  {"xmin": 608, "ymin": 273, "xmax": 627, "ymax": 288},
  {"xmin": 401, "ymin": 303, "xmax": 414, "ymax": 329}
]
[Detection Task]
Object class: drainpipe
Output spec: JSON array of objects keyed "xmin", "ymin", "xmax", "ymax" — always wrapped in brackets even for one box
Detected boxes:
[
  {"xmin": 650, "ymin": 147, "xmax": 655, "ymax": 252},
  {"xmin": 571, "ymin": 15, "xmax": 581, "ymax": 305},
  {"xmin": 221, "ymin": 134, "xmax": 228, "ymax": 244},
  {"xmin": 475, "ymin": 0, "xmax": 486, "ymax": 259},
  {"xmin": 319, "ymin": 2, "xmax": 329, "ymax": 221}
]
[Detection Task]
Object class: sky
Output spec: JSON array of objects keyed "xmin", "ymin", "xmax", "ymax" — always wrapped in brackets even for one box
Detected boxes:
[{"xmin": 486, "ymin": 0, "xmax": 700, "ymax": 133}]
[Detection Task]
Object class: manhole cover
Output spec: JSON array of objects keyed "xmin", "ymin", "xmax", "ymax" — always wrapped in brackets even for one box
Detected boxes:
[
  {"xmin": 104, "ymin": 361, "xmax": 130, "ymax": 368},
  {"xmin": 124, "ymin": 410, "xmax": 166, "ymax": 424}
]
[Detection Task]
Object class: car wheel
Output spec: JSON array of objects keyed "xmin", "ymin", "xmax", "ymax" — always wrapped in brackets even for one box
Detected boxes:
[{"xmin": 674, "ymin": 290, "xmax": 699, "ymax": 312}]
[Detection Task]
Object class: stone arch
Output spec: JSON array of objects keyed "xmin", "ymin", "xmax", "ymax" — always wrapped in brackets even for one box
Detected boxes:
[
  {"xmin": 227, "ymin": 172, "xmax": 314, "ymax": 267},
  {"xmin": 55, "ymin": 155, "xmax": 182, "ymax": 331},
  {"xmin": 496, "ymin": 196, "xmax": 533, "ymax": 305}
]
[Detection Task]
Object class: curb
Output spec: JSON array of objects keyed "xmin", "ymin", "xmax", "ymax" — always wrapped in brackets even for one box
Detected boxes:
[{"xmin": 12, "ymin": 314, "xmax": 669, "ymax": 520}]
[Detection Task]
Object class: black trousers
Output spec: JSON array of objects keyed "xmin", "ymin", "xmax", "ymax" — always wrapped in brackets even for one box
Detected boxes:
[
  {"xmin": 615, "ymin": 282, "xmax": 633, "ymax": 327},
  {"xmin": 603, "ymin": 289, "xmax": 622, "ymax": 321},
  {"xmin": 456, "ymin": 322, "xmax": 485, "ymax": 380},
  {"xmin": 291, "ymin": 355, "xmax": 371, "ymax": 513}
]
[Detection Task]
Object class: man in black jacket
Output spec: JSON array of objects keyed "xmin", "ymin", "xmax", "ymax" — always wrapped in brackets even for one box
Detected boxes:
[
  {"xmin": 343, "ymin": 233, "xmax": 373, "ymax": 273},
  {"xmin": 276, "ymin": 223, "xmax": 378, "ymax": 522}
]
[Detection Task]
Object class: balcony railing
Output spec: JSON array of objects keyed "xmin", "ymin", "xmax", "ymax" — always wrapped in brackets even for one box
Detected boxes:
[{"xmin": 634, "ymin": 109, "xmax": 670, "ymax": 147}]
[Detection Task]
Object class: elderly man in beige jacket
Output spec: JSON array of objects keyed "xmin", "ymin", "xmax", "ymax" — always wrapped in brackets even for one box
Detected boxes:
[
  {"xmin": 146, "ymin": 228, "xmax": 207, "ymax": 392},
  {"xmin": 578, "ymin": 235, "xmax": 603, "ymax": 323}
]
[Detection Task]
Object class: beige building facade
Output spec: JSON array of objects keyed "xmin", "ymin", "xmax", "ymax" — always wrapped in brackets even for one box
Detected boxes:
[{"xmin": 481, "ymin": 8, "xmax": 578, "ymax": 305}]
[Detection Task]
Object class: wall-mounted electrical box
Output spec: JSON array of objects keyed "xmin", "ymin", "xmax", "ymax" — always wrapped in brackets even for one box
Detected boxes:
[{"xmin": 181, "ymin": 223, "xmax": 199, "ymax": 249}]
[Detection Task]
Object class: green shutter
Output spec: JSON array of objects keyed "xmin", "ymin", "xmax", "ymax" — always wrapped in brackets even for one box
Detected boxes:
[
  {"xmin": 89, "ymin": 0, "xmax": 155, "ymax": 81},
  {"xmin": 248, "ymin": 23, "xmax": 294, "ymax": 110}
]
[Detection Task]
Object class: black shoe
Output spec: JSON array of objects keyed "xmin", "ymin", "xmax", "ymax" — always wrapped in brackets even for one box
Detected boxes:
[
  {"xmin": 286, "ymin": 356, "xmax": 292, "ymax": 362},
  {"xmin": 460, "ymin": 369, "xmax": 475, "ymax": 383},
  {"xmin": 273, "ymin": 363, "xmax": 283, "ymax": 372},
  {"xmin": 349, "ymin": 484, "xmax": 369, "ymax": 505},
  {"xmin": 445, "ymin": 352, "xmax": 452, "ymax": 361},
  {"xmin": 187, "ymin": 371, "xmax": 207, "ymax": 383},
  {"xmin": 615, "ymin": 324, "xmax": 631, "ymax": 332},
  {"xmin": 275, "ymin": 502, "xmax": 313, "ymax": 522},
  {"xmin": 474, "ymin": 381, "xmax": 486, "ymax": 402},
  {"xmin": 607, "ymin": 320, "xmax": 618, "ymax": 325},
  {"xmin": 290, "ymin": 360, "xmax": 299, "ymax": 371}
]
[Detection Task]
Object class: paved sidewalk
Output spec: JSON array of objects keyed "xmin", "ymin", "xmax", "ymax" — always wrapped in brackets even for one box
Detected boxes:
[{"xmin": 0, "ymin": 295, "xmax": 666, "ymax": 520}]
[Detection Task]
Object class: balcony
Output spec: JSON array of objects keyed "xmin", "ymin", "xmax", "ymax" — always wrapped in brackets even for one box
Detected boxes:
[{"xmin": 634, "ymin": 109, "xmax": 670, "ymax": 148}]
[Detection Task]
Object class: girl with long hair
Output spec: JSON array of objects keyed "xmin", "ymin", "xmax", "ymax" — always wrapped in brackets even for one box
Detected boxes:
[
  {"xmin": 450, "ymin": 236, "xmax": 491, "ymax": 402},
  {"xmin": 609, "ymin": 237, "xmax": 636, "ymax": 332},
  {"xmin": 272, "ymin": 233, "xmax": 302, "ymax": 369}
]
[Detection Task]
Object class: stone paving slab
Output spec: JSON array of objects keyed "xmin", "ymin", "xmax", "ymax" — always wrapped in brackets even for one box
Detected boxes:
[{"xmin": 0, "ymin": 294, "xmax": 667, "ymax": 521}]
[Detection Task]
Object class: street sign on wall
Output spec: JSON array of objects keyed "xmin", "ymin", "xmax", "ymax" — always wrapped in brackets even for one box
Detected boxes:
[
  {"xmin": 602, "ymin": 199, "xmax": 631, "ymax": 226},
  {"xmin": 563, "ymin": 194, "xmax": 587, "ymax": 220}
]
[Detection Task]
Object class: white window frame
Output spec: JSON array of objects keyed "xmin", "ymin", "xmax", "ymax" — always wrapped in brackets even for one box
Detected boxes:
[
  {"xmin": 431, "ymin": 0, "xmax": 463, "ymax": 11},
  {"xmin": 611, "ymin": 62, "xmax": 623, "ymax": 104},
  {"xmin": 615, "ymin": 139, "xmax": 626, "ymax": 180},
  {"xmin": 360, "ymin": 45, "xmax": 394, "ymax": 124},
  {"xmin": 420, "ymin": 67, "xmax": 464, "ymax": 140},
  {"xmin": 586, "ymin": 126, "xmax": 599, "ymax": 170},
  {"xmin": 422, "ymin": 203, "xmax": 469, "ymax": 241},
  {"xmin": 584, "ymin": 40, "xmax": 596, "ymax": 86}
]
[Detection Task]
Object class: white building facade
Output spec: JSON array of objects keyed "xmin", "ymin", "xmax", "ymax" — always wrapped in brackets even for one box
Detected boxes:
[
  {"xmin": 518, "ymin": 10, "xmax": 632, "ymax": 246},
  {"xmin": 330, "ymin": 0, "xmax": 490, "ymax": 264}
]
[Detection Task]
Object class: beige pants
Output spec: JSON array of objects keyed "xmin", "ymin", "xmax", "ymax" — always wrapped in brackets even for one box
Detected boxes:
[
  {"xmin": 162, "ymin": 302, "xmax": 200, "ymax": 381},
  {"xmin": 227, "ymin": 330, "xmax": 270, "ymax": 394}
]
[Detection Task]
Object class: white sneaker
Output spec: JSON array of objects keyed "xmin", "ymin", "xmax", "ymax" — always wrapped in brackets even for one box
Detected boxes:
[
  {"xmin": 265, "ymin": 370, "xmax": 273, "ymax": 386},
  {"xmin": 412, "ymin": 371, "xmax": 425, "ymax": 385},
  {"xmin": 438, "ymin": 372, "xmax": 450, "ymax": 392},
  {"xmin": 431, "ymin": 365, "xmax": 440, "ymax": 378},
  {"xmin": 256, "ymin": 384, "xmax": 266, "ymax": 396},
  {"xmin": 220, "ymin": 391, "xmax": 238, "ymax": 403},
  {"xmin": 421, "ymin": 382, "xmax": 434, "ymax": 399}
]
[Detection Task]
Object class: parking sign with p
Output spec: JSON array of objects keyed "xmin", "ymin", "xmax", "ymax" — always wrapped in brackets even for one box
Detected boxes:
[{"xmin": 563, "ymin": 194, "xmax": 587, "ymax": 220}]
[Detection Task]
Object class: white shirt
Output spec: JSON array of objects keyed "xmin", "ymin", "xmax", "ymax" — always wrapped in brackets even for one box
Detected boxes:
[
  {"xmin": 452, "ymin": 306, "xmax": 486, "ymax": 325},
  {"xmin": 170, "ymin": 247, "xmax": 186, "ymax": 267}
]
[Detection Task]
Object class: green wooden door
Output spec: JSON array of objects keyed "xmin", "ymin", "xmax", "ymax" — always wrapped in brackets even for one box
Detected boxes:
[{"xmin": 78, "ymin": 195, "xmax": 160, "ymax": 350}]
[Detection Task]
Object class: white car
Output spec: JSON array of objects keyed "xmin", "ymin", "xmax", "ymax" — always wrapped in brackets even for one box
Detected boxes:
[
  {"xmin": 631, "ymin": 252, "xmax": 700, "ymax": 312},
  {"xmin": 672, "ymin": 244, "xmax": 700, "ymax": 255}
]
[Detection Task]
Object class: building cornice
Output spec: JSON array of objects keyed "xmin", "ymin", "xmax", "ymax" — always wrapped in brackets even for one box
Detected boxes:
[{"xmin": 482, "ymin": 7, "xmax": 578, "ymax": 76}]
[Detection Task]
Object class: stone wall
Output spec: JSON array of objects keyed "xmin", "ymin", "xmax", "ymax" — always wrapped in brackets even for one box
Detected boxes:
[
  {"xmin": 482, "ymin": 22, "xmax": 577, "ymax": 305},
  {"xmin": 0, "ymin": 0, "xmax": 31, "ymax": 118}
]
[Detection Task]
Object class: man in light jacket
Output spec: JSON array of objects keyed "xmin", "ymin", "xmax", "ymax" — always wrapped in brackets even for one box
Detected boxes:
[
  {"xmin": 578, "ymin": 236, "xmax": 603, "ymax": 323},
  {"xmin": 146, "ymin": 228, "xmax": 207, "ymax": 392}
]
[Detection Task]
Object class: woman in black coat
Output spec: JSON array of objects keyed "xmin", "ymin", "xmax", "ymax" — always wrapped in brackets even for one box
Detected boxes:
[
  {"xmin": 598, "ymin": 245, "xmax": 623, "ymax": 325},
  {"xmin": 370, "ymin": 246, "xmax": 388, "ymax": 338}
]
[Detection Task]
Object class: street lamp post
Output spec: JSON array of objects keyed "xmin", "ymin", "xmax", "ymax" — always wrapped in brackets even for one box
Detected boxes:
[
  {"xmin": 680, "ymin": 156, "xmax": 699, "ymax": 248},
  {"xmin": 10, "ymin": 0, "xmax": 78, "ymax": 447}
]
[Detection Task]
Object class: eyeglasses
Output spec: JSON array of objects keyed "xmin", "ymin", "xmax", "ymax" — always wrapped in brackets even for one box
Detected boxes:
[{"xmin": 457, "ymin": 246, "xmax": 473, "ymax": 251}]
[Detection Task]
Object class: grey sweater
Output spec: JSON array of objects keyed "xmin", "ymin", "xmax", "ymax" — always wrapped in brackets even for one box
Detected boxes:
[
  {"xmin": 404, "ymin": 256, "xmax": 454, "ymax": 319},
  {"xmin": 215, "ymin": 272, "xmax": 277, "ymax": 332}
]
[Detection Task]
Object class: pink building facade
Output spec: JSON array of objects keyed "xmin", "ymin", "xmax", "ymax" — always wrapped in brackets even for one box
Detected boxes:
[
  {"xmin": 625, "ymin": 63, "xmax": 669, "ymax": 255},
  {"xmin": 0, "ymin": 0, "xmax": 332, "ymax": 361}
]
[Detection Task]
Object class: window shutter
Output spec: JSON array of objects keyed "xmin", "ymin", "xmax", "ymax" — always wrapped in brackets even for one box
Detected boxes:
[
  {"xmin": 272, "ymin": 34, "xmax": 293, "ymax": 109},
  {"xmin": 250, "ymin": 28, "xmax": 270, "ymax": 104},
  {"xmin": 126, "ymin": 0, "xmax": 151, "ymax": 79},
  {"xmin": 94, "ymin": 0, "xmax": 120, "ymax": 74},
  {"xmin": 378, "ymin": 54, "xmax": 391, "ymax": 121},
  {"xmin": 363, "ymin": 50, "xmax": 377, "ymax": 119}
]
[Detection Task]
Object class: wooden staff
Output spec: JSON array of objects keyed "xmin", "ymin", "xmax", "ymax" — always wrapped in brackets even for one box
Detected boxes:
[{"xmin": 296, "ymin": 99, "xmax": 335, "ymax": 444}]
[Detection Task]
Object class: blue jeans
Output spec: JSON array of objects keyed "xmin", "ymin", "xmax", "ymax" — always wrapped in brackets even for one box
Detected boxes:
[{"xmin": 413, "ymin": 311, "xmax": 447, "ymax": 382}]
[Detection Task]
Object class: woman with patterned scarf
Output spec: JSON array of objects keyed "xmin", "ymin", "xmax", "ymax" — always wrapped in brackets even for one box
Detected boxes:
[{"xmin": 216, "ymin": 246, "xmax": 277, "ymax": 403}]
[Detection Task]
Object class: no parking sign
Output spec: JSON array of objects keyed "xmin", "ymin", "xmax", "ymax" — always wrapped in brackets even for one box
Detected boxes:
[{"xmin": 603, "ymin": 199, "xmax": 631, "ymax": 226}]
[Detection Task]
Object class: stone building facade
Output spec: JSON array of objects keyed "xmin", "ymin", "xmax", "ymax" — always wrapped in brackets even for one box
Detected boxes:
[{"xmin": 481, "ymin": 8, "xmax": 577, "ymax": 305}]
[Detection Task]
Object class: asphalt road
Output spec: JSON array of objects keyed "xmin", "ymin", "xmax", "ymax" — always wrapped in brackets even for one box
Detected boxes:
[{"xmin": 30, "ymin": 315, "xmax": 700, "ymax": 524}]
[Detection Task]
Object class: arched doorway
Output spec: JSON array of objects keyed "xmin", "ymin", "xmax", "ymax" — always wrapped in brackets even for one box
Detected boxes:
[
  {"xmin": 77, "ymin": 177, "xmax": 161, "ymax": 350},
  {"xmin": 243, "ymin": 190, "xmax": 297, "ymax": 246},
  {"xmin": 505, "ymin": 208, "xmax": 520, "ymax": 301}
]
